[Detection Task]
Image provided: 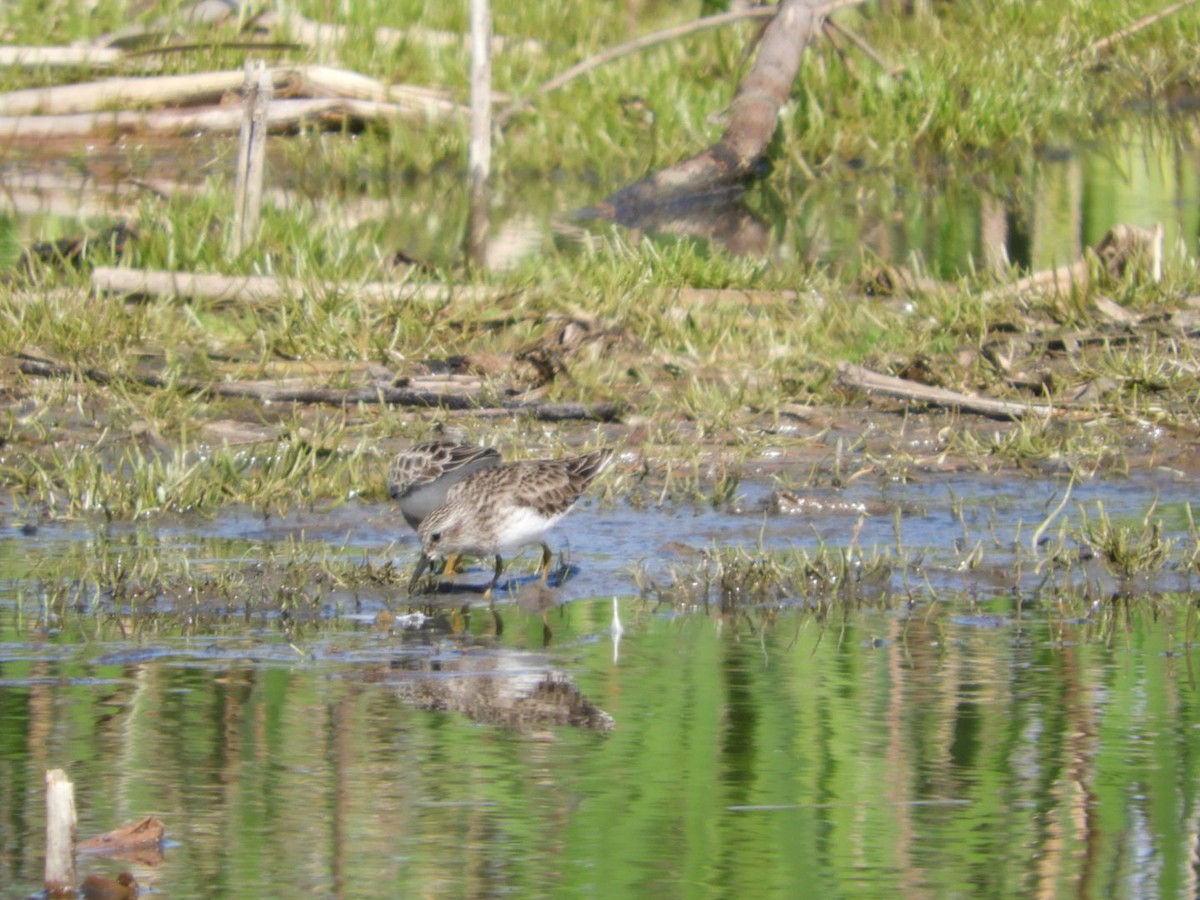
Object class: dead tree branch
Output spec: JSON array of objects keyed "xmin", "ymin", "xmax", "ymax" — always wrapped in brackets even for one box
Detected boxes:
[{"xmin": 578, "ymin": 0, "xmax": 866, "ymax": 224}]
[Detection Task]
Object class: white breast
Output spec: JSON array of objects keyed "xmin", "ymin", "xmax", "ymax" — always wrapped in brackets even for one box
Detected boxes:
[{"xmin": 492, "ymin": 505, "xmax": 569, "ymax": 554}]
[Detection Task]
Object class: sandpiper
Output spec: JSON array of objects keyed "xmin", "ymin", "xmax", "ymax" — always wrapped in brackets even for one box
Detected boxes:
[
  {"xmin": 409, "ymin": 448, "xmax": 613, "ymax": 594},
  {"xmin": 387, "ymin": 440, "xmax": 502, "ymax": 531}
]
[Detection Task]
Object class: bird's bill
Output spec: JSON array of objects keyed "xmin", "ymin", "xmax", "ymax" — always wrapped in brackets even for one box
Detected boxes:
[{"xmin": 408, "ymin": 553, "xmax": 433, "ymax": 594}]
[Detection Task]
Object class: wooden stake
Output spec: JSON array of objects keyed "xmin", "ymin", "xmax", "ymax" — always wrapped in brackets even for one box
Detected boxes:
[
  {"xmin": 231, "ymin": 60, "xmax": 272, "ymax": 256},
  {"xmin": 465, "ymin": 0, "xmax": 492, "ymax": 267},
  {"xmin": 44, "ymin": 769, "xmax": 76, "ymax": 897}
]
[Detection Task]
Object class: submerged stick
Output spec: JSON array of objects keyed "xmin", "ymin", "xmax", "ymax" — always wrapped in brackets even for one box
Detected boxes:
[{"xmin": 44, "ymin": 769, "xmax": 76, "ymax": 897}]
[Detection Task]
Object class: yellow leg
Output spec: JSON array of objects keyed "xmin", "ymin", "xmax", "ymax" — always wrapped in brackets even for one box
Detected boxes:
[{"xmin": 538, "ymin": 543, "xmax": 554, "ymax": 582}]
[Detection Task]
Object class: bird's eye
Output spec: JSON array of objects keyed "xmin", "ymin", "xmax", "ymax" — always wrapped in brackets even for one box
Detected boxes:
[{"xmin": 430, "ymin": 532, "xmax": 442, "ymax": 543}]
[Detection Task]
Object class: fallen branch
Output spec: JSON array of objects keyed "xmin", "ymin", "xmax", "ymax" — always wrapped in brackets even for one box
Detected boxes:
[
  {"xmin": 0, "ymin": 96, "xmax": 451, "ymax": 140},
  {"xmin": 90, "ymin": 266, "xmax": 810, "ymax": 310},
  {"xmin": 15, "ymin": 351, "xmax": 621, "ymax": 421},
  {"xmin": 78, "ymin": 0, "xmax": 541, "ymax": 57},
  {"xmin": 836, "ymin": 361, "xmax": 1060, "ymax": 421},
  {"xmin": 91, "ymin": 267, "xmax": 511, "ymax": 305},
  {"xmin": 0, "ymin": 69, "xmax": 264, "ymax": 116}
]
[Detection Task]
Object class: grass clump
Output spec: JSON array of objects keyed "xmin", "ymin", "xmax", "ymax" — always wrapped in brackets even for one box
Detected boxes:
[
  {"xmin": 644, "ymin": 542, "xmax": 899, "ymax": 614},
  {"xmin": 1077, "ymin": 501, "xmax": 1175, "ymax": 580}
]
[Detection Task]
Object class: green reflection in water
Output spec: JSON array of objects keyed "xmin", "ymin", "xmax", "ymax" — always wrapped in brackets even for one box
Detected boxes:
[{"xmin": 2, "ymin": 597, "xmax": 1200, "ymax": 897}]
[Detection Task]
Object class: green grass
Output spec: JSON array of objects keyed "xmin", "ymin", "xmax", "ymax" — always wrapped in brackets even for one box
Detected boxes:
[{"xmin": 0, "ymin": 0, "xmax": 1198, "ymax": 522}]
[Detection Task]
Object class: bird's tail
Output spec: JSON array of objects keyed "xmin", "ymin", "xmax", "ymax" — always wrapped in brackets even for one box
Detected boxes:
[{"xmin": 566, "ymin": 448, "xmax": 614, "ymax": 486}]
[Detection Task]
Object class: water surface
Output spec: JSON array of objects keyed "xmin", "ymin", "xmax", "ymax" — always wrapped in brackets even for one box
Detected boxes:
[{"xmin": 3, "ymin": 468, "xmax": 1200, "ymax": 898}]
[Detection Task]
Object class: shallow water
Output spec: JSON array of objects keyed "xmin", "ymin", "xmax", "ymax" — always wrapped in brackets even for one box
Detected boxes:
[{"xmin": 3, "ymin": 467, "xmax": 1200, "ymax": 898}]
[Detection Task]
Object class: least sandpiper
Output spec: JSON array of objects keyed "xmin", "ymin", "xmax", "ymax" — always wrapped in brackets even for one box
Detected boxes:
[
  {"xmin": 387, "ymin": 441, "xmax": 502, "ymax": 531},
  {"xmin": 409, "ymin": 448, "xmax": 613, "ymax": 594}
]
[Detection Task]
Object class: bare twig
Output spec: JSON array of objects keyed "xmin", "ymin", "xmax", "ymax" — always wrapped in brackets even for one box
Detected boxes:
[
  {"xmin": 497, "ymin": 0, "xmax": 865, "ymax": 128},
  {"xmin": 1078, "ymin": 0, "xmax": 1200, "ymax": 60},
  {"xmin": 824, "ymin": 17, "xmax": 903, "ymax": 76}
]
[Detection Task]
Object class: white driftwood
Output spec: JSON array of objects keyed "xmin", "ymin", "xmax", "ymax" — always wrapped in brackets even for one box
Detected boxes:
[
  {"xmin": 0, "ymin": 44, "xmax": 123, "ymax": 67},
  {"xmin": 0, "ymin": 69, "xmax": 259, "ymax": 116},
  {"xmin": 0, "ymin": 96, "xmax": 443, "ymax": 139},
  {"xmin": 297, "ymin": 65, "xmax": 462, "ymax": 111},
  {"xmin": 0, "ymin": 65, "xmax": 465, "ymax": 118},
  {"xmin": 91, "ymin": 267, "xmax": 511, "ymax": 304}
]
